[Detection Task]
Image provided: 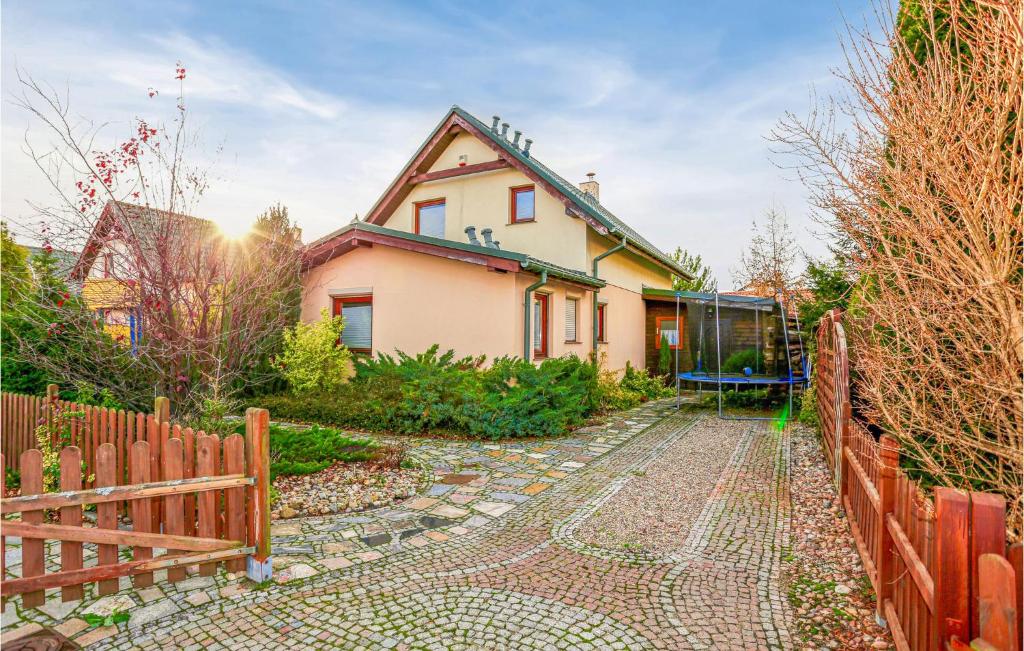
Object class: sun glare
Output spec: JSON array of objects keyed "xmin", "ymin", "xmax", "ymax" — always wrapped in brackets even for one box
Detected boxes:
[{"xmin": 216, "ymin": 218, "xmax": 252, "ymax": 240}]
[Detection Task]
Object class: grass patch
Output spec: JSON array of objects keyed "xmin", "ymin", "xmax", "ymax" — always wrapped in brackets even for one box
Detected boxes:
[{"xmin": 234, "ymin": 422, "xmax": 400, "ymax": 480}]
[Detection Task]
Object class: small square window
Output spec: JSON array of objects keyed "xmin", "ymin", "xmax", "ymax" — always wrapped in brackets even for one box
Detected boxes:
[
  {"xmin": 415, "ymin": 199, "xmax": 446, "ymax": 238},
  {"xmin": 510, "ymin": 186, "xmax": 535, "ymax": 223}
]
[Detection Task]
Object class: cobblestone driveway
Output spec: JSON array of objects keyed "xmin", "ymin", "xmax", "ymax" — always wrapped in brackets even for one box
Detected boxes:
[{"xmin": 7, "ymin": 401, "xmax": 795, "ymax": 649}]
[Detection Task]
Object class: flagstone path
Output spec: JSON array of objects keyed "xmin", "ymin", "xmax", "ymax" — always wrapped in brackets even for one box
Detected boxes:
[{"xmin": 3, "ymin": 400, "xmax": 795, "ymax": 649}]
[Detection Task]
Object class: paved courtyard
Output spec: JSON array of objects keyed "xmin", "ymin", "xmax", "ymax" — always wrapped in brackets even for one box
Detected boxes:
[{"xmin": 4, "ymin": 400, "xmax": 795, "ymax": 649}]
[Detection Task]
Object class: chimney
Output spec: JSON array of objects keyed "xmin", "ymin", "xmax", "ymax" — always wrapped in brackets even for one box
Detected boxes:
[
  {"xmin": 500, "ymin": 122, "xmax": 510, "ymax": 139},
  {"xmin": 522, "ymin": 138, "xmax": 533, "ymax": 158},
  {"xmin": 579, "ymin": 172, "xmax": 599, "ymax": 201},
  {"xmin": 491, "ymin": 116, "xmax": 500, "ymax": 132},
  {"xmin": 481, "ymin": 228, "xmax": 497, "ymax": 248},
  {"xmin": 464, "ymin": 226, "xmax": 481, "ymax": 246},
  {"xmin": 512, "ymin": 130, "xmax": 522, "ymax": 148}
]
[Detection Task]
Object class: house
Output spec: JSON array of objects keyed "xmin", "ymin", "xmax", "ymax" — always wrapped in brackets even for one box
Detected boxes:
[
  {"xmin": 69, "ymin": 200, "xmax": 221, "ymax": 343},
  {"xmin": 302, "ymin": 107, "xmax": 696, "ymax": 373}
]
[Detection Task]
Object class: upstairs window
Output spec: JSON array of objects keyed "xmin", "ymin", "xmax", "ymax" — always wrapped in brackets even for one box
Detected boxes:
[
  {"xmin": 332, "ymin": 295, "xmax": 373, "ymax": 354},
  {"xmin": 414, "ymin": 199, "xmax": 446, "ymax": 238},
  {"xmin": 510, "ymin": 185, "xmax": 535, "ymax": 223}
]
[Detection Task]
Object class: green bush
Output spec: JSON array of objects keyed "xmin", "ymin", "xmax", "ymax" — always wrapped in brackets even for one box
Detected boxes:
[
  {"xmin": 620, "ymin": 362, "xmax": 672, "ymax": 401},
  {"xmin": 233, "ymin": 421, "xmax": 379, "ymax": 479},
  {"xmin": 250, "ymin": 347, "xmax": 667, "ymax": 440},
  {"xmin": 721, "ymin": 348, "xmax": 765, "ymax": 374},
  {"xmin": 277, "ymin": 308, "xmax": 352, "ymax": 393}
]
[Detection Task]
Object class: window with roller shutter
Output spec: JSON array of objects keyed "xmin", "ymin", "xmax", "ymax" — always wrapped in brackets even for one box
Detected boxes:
[{"xmin": 332, "ymin": 295, "xmax": 372, "ymax": 353}]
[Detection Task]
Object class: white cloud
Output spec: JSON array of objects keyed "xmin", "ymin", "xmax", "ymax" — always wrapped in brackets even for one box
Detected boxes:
[{"xmin": 2, "ymin": 10, "xmax": 844, "ymax": 287}]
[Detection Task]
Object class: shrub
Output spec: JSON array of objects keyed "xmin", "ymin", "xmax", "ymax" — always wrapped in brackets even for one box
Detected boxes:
[
  {"xmin": 721, "ymin": 348, "xmax": 765, "ymax": 374},
  {"xmin": 233, "ymin": 421, "xmax": 381, "ymax": 480},
  {"xmin": 657, "ymin": 335, "xmax": 672, "ymax": 375},
  {"xmin": 621, "ymin": 362, "xmax": 672, "ymax": 401},
  {"xmin": 250, "ymin": 347, "xmax": 664, "ymax": 439},
  {"xmin": 277, "ymin": 308, "xmax": 351, "ymax": 393}
]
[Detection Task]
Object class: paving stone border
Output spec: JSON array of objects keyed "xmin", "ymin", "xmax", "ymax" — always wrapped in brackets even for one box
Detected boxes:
[{"xmin": 3, "ymin": 400, "xmax": 803, "ymax": 649}]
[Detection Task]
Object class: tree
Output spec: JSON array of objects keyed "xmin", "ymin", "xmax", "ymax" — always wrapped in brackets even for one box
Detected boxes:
[
  {"xmin": 796, "ymin": 255, "xmax": 856, "ymax": 335},
  {"xmin": 1, "ymin": 223, "xmax": 31, "ymax": 309},
  {"xmin": 732, "ymin": 206, "xmax": 801, "ymax": 302},
  {"xmin": 772, "ymin": 0, "xmax": 1022, "ymax": 536},
  {"xmin": 7, "ymin": 63, "xmax": 302, "ymax": 417},
  {"xmin": 670, "ymin": 248, "xmax": 717, "ymax": 293}
]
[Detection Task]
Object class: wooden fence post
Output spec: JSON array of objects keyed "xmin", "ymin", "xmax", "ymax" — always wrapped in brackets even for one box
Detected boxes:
[
  {"xmin": 969, "ymin": 492, "xmax": 1007, "ymax": 640},
  {"xmin": 974, "ymin": 554, "xmax": 1019, "ymax": 651},
  {"xmin": 244, "ymin": 407, "xmax": 272, "ymax": 582},
  {"xmin": 875, "ymin": 435, "xmax": 899, "ymax": 627},
  {"xmin": 934, "ymin": 487, "xmax": 971, "ymax": 645},
  {"xmin": 838, "ymin": 400, "xmax": 851, "ymax": 504}
]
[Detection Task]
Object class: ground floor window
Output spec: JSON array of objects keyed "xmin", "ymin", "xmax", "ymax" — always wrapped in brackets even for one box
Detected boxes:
[
  {"xmin": 655, "ymin": 315, "xmax": 683, "ymax": 349},
  {"xmin": 332, "ymin": 295, "xmax": 373, "ymax": 354},
  {"xmin": 565, "ymin": 297, "xmax": 578, "ymax": 342},
  {"xmin": 597, "ymin": 302, "xmax": 608, "ymax": 343},
  {"xmin": 533, "ymin": 293, "xmax": 549, "ymax": 358}
]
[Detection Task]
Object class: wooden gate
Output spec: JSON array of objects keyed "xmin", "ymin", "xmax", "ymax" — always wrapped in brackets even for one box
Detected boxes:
[{"xmin": 0, "ymin": 407, "xmax": 272, "ymax": 606}]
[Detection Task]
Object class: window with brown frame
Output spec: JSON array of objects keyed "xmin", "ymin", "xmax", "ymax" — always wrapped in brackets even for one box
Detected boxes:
[
  {"xmin": 533, "ymin": 292, "xmax": 549, "ymax": 358},
  {"xmin": 655, "ymin": 315, "xmax": 684, "ymax": 350},
  {"xmin": 414, "ymin": 199, "xmax": 446, "ymax": 238},
  {"xmin": 597, "ymin": 303, "xmax": 608, "ymax": 343},
  {"xmin": 510, "ymin": 185, "xmax": 535, "ymax": 223},
  {"xmin": 332, "ymin": 295, "xmax": 373, "ymax": 354}
]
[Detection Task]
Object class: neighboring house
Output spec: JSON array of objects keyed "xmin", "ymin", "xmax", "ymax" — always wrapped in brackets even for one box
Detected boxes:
[
  {"xmin": 302, "ymin": 106, "xmax": 695, "ymax": 372},
  {"xmin": 24, "ymin": 245, "xmax": 80, "ymax": 279},
  {"xmin": 69, "ymin": 200, "xmax": 218, "ymax": 344}
]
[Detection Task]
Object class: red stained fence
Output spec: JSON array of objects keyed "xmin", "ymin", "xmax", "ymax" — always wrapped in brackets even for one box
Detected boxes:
[
  {"xmin": 0, "ymin": 388, "xmax": 273, "ymax": 606},
  {"xmin": 816, "ymin": 310, "xmax": 1022, "ymax": 651}
]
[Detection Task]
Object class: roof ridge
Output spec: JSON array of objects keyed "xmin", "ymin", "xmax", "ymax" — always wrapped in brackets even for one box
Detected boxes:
[{"xmin": 450, "ymin": 107, "xmax": 689, "ymax": 279}]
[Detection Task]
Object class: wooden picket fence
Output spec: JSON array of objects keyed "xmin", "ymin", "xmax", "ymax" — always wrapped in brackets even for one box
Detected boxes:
[
  {"xmin": 0, "ymin": 387, "xmax": 272, "ymax": 606},
  {"xmin": 817, "ymin": 309, "xmax": 1023, "ymax": 651}
]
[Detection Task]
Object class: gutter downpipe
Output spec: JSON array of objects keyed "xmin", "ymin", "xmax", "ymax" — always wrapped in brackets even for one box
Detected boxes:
[
  {"xmin": 591, "ymin": 235, "xmax": 628, "ymax": 362},
  {"xmin": 523, "ymin": 270, "xmax": 548, "ymax": 360}
]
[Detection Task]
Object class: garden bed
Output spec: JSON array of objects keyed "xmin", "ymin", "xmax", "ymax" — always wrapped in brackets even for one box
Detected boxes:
[{"xmin": 272, "ymin": 458, "xmax": 426, "ymax": 519}]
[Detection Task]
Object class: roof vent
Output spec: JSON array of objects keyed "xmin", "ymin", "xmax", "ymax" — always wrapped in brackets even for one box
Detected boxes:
[
  {"xmin": 579, "ymin": 172, "xmax": 599, "ymax": 202},
  {"xmin": 481, "ymin": 228, "xmax": 499, "ymax": 249},
  {"xmin": 512, "ymin": 130, "xmax": 522, "ymax": 148},
  {"xmin": 464, "ymin": 226, "xmax": 481, "ymax": 246},
  {"xmin": 491, "ymin": 116, "xmax": 500, "ymax": 133},
  {"xmin": 500, "ymin": 122, "xmax": 510, "ymax": 139},
  {"xmin": 522, "ymin": 139, "xmax": 533, "ymax": 158}
]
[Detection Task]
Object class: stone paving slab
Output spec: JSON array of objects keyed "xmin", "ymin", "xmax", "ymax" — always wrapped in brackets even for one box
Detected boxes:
[{"xmin": 3, "ymin": 400, "xmax": 796, "ymax": 649}]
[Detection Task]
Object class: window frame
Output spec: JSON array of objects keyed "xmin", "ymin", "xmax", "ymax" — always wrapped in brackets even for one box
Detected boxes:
[
  {"xmin": 596, "ymin": 302, "xmax": 608, "ymax": 343},
  {"xmin": 332, "ymin": 294, "xmax": 373, "ymax": 354},
  {"xmin": 413, "ymin": 198, "xmax": 446, "ymax": 237},
  {"xmin": 564, "ymin": 296, "xmax": 579, "ymax": 343},
  {"xmin": 654, "ymin": 315, "xmax": 684, "ymax": 350},
  {"xmin": 533, "ymin": 292, "xmax": 549, "ymax": 358},
  {"xmin": 509, "ymin": 184, "xmax": 536, "ymax": 224}
]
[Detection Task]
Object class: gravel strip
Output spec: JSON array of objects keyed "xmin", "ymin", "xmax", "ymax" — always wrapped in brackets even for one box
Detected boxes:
[
  {"xmin": 785, "ymin": 422, "xmax": 893, "ymax": 650},
  {"xmin": 577, "ymin": 414, "xmax": 744, "ymax": 554},
  {"xmin": 272, "ymin": 461, "xmax": 426, "ymax": 519}
]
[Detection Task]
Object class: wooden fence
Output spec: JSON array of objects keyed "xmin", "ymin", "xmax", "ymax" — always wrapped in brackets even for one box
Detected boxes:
[
  {"xmin": 0, "ymin": 388, "xmax": 273, "ymax": 606},
  {"xmin": 816, "ymin": 309, "xmax": 1022, "ymax": 651}
]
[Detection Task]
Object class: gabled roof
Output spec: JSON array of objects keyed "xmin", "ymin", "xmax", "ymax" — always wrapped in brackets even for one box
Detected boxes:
[
  {"xmin": 347, "ymin": 106, "xmax": 690, "ymax": 279},
  {"xmin": 70, "ymin": 201, "xmax": 218, "ymax": 280},
  {"xmin": 303, "ymin": 222, "xmax": 605, "ymax": 289}
]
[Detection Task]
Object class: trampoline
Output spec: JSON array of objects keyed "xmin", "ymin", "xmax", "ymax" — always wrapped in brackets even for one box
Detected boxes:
[{"xmin": 663, "ymin": 290, "xmax": 809, "ymax": 421}]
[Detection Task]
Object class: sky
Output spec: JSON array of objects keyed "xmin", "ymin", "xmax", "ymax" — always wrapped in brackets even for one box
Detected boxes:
[{"xmin": 1, "ymin": 0, "xmax": 868, "ymax": 287}]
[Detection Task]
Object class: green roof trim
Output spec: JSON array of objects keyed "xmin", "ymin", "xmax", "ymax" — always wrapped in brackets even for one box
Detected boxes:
[
  {"xmin": 449, "ymin": 107, "xmax": 691, "ymax": 279},
  {"xmin": 330, "ymin": 222, "xmax": 605, "ymax": 288}
]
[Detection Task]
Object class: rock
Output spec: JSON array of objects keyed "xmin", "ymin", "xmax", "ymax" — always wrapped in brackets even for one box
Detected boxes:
[
  {"xmin": 82, "ymin": 594, "xmax": 136, "ymax": 617},
  {"xmin": 834, "ymin": 584, "xmax": 852, "ymax": 595},
  {"xmin": 280, "ymin": 506, "xmax": 297, "ymax": 519},
  {"xmin": 872, "ymin": 639, "xmax": 890, "ymax": 649}
]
